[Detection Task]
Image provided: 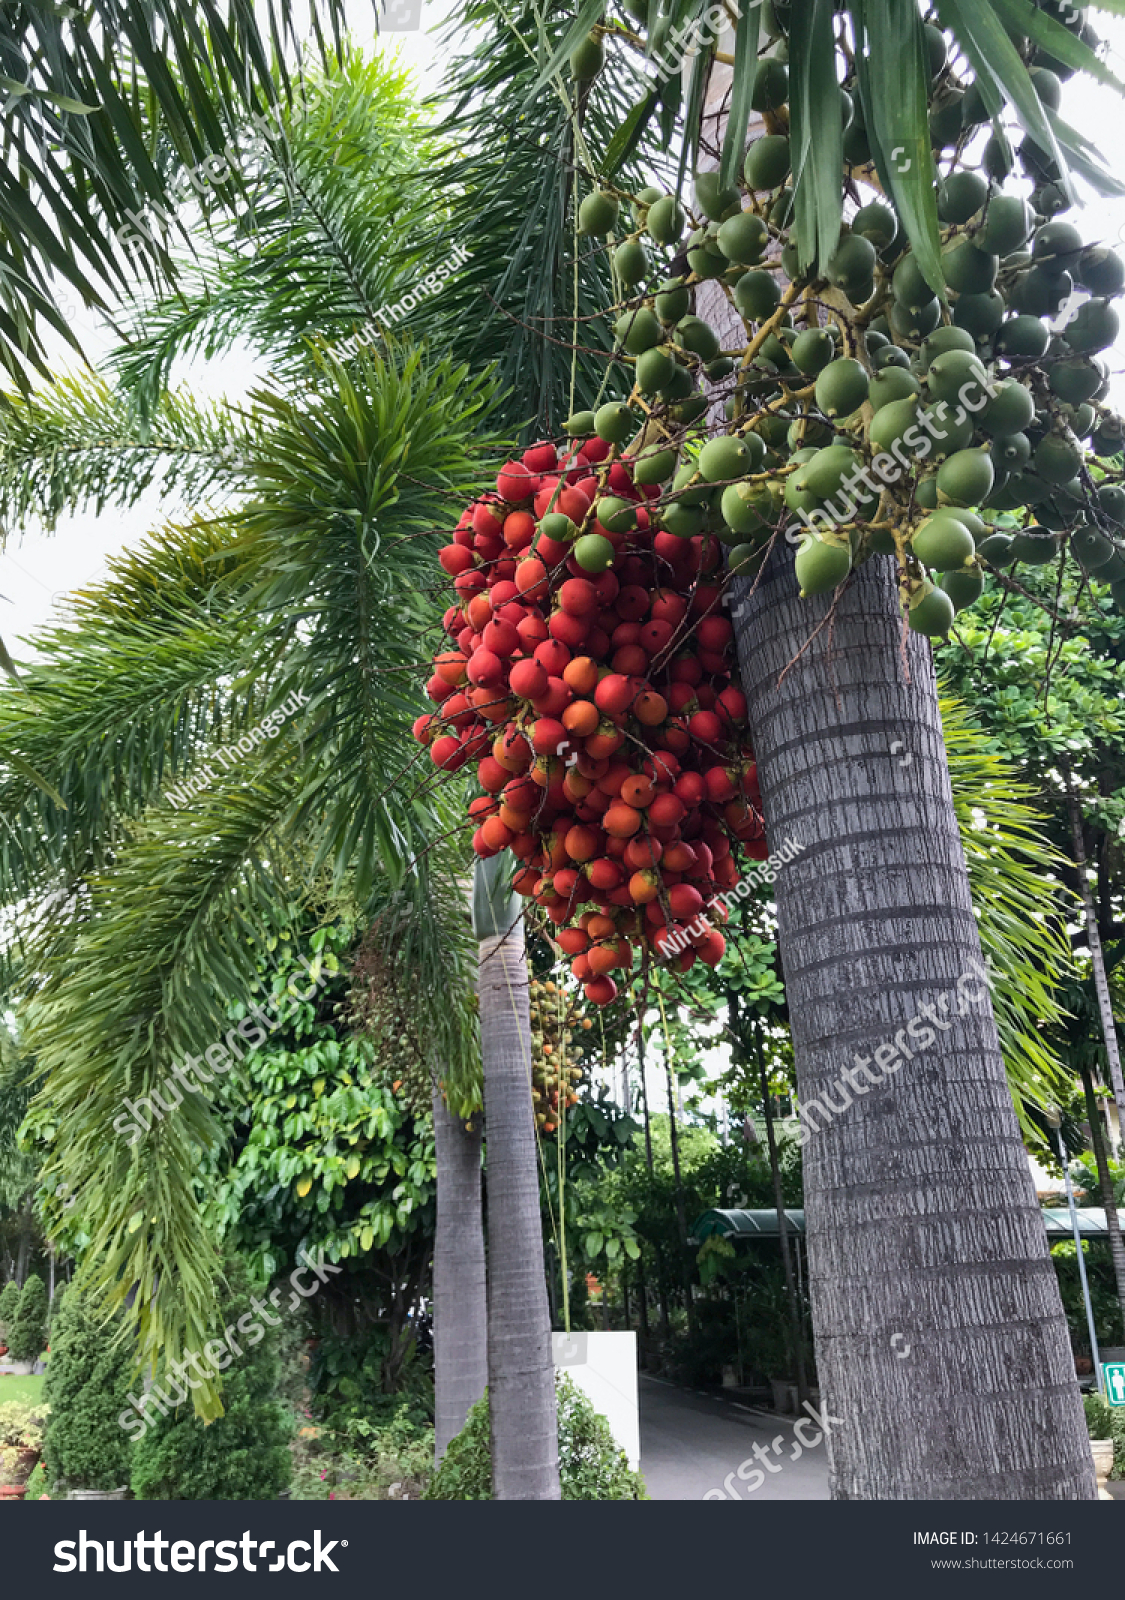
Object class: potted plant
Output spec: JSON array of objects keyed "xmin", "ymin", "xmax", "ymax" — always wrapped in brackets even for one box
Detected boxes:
[{"xmin": 0, "ymin": 1400, "xmax": 49, "ymax": 1499}]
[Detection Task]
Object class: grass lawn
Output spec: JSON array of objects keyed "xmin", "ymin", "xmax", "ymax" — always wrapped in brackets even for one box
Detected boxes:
[{"xmin": 0, "ymin": 1373, "xmax": 45, "ymax": 1404}]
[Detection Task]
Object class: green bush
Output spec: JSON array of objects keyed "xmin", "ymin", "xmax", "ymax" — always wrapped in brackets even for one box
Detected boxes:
[
  {"xmin": 129, "ymin": 1261, "xmax": 292, "ymax": 1500},
  {"xmin": 1083, "ymin": 1392, "xmax": 1125, "ymax": 1479},
  {"xmin": 8, "ymin": 1274, "xmax": 47, "ymax": 1364},
  {"xmin": 43, "ymin": 1285, "xmax": 134, "ymax": 1493},
  {"xmin": 0, "ymin": 1279, "xmax": 20, "ymax": 1341},
  {"xmin": 424, "ymin": 1373, "xmax": 647, "ymax": 1500}
]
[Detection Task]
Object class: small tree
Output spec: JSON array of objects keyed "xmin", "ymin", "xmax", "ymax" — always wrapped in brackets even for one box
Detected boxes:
[
  {"xmin": 9, "ymin": 1273, "xmax": 47, "ymax": 1364},
  {"xmin": 0, "ymin": 1279, "xmax": 20, "ymax": 1341},
  {"xmin": 43, "ymin": 1285, "xmax": 134, "ymax": 1492},
  {"xmin": 129, "ymin": 1261, "xmax": 291, "ymax": 1500}
]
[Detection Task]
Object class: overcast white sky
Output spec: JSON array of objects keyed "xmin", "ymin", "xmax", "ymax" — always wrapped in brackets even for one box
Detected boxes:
[{"xmin": 3, "ymin": 6, "xmax": 1125, "ymax": 657}]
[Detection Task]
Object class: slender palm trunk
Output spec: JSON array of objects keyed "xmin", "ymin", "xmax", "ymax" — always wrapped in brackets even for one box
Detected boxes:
[
  {"xmin": 431, "ymin": 1083, "xmax": 487, "ymax": 1462},
  {"xmin": 1066, "ymin": 784, "xmax": 1125, "ymax": 1151},
  {"xmin": 733, "ymin": 547, "xmax": 1095, "ymax": 1499},
  {"xmin": 1077, "ymin": 1059, "xmax": 1125, "ymax": 1339},
  {"xmin": 478, "ymin": 919, "xmax": 560, "ymax": 1500},
  {"xmin": 754, "ymin": 1019, "xmax": 809, "ymax": 1408}
]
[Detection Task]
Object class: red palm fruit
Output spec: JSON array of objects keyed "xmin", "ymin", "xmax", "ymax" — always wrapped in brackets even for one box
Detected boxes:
[
  {"xmin": 435, "ymin": 650, "xmax": 468, "ymax": 686},
  {"xmin": 698, "ymin": 615, "xmax": 733, "ymax": 651},
  {"xmin": 576, "ymin": 751, "xmax": 609, "ymax": 781},
  {"xmin": 585, "ymin": 722, "xmax": 625, "ymax": 760},
  {"xmin": 587, "ymin": 626, "xmax": 612, "ymax": 660},
  {"xmin": 704, "ymin": 823, "xmax": 730, "ymax": 858},
  {"xmin": 691, "ymin": 582, "xmax": 723, "ymax": 617},
  {"xmin": 596, "ymin": 762, "xmax": 630, "ymax": 797},
  {"xmin": 512, "ymin": 866, "xmax": 539, "ymax": 895},
  {"xmin": 668, "ymin": 882, "xmax": 704, "ymax": 919},
  {"xmin": 494, "ymin": 729, "xmax": 531, "ymax": 772},
  {"xmin": 665, "ymin": 683, "xmax": 697, "ymax": 716},
  {"xmin": 481, "ymin": 815, "xmax": 514, "ymax": 852},
  {"xmin": 650, "ymin": 750, "xmax": 681, "ymax": 785},
  {"xmin": 553, "ymin": 865, "xmax": 580, "ymax": 898},
  {"xmin": 572, "ymin": 952, "xmax": 593, "ymax": 983},
  {"xmin": 498, "ymin": 803, "xmax": 530, "ymax": 833},
  {"xmin": 652, "ymin": 589, "xmax": 688, "ymax": 626},
  {"xmin": 604, "ymin": 802, "xmax": 642, "ymax": 838},
  {"xmin": 431, "ymin": 735, "xmax": 464, "ymax": 770},
  {"xmin": 483, "ymin": 619, "xmax": 519, "ymax": 658},
  {"xmin": 634, "ymin": 690, "xmax": 668, "ymax": 727},
  {"xmin": 511, "ymin": 831, "xmax": 537, "ymax": 860},
  {"xmin": 606, "ymin": 883, "xmax": 634, "ymax": 908},
  {"xmin": 565, "ymin": 824, "xmax": 601, "ymax": 863},
  {"xmin": 497, "ymin": 461, "xmax": 535, "ymax": 501},
  {"xmin": 461, "ymin": 728, "xmax": 492, "ymax": 760},
  {"xmin": 717, "ymin": 686, "xmax": 748, "ymax": 725},
  {"xmin": 723, "ymin": 795, "xmax": 756, "ymax": 830},
  {"xmin": 603, "ymin": 829, "xmax": 627, "ymax": 856},
  {"xmin": 549, "ymin": 609, "xmax": 590, "ymax": 649},
  {"xmin": 563, "ymin": 770, "xmax": 590, "ymax": 805},
  {"xmin": 531, "ymin": 677, "xmax": 573, "ymax": 719},
  {"xmin": 473, "ymin": 688, "xmax": 514, "ymax": 724},
  {"xmin": 532, "ymin": 638, "xmax": 570, "ymax": 677},
  {"xmin": 584, "ymin": 975, "xmax": 617, "ymax": 1006},
  {"xmin": 652, "ymin": 924, "xmax": 682, "ymax": 957},
  {"xmin": 442, "ymin": 604, "xmax": 461, "ymax": 633},
  {"xmin": 413, "ymin": 713, "xmax": 436, "ymax": 745},
  {"xmin": 476, "ymin": 536, "xmax": 504, "ymax": 563},
  {"xmin": 615, "ymin": 585, "xmax": 649, "ymax": 621},
  {"xmin": 562, "ymin": 699, "xmax": 599, "ymax": 739},
  {"xmin": 594, "ymin": 674, "xmax": 634, "ymax": 716},
  {"xmin": 477, "ymin": 755, "xmax": 509, "ymax": 793},
  {"xmin": 674, "ymin": 771, "xmax": 707, "ymax": 808},
  {"xmin": 441, "ymin": 693, "xmax": 473, "ymax": 732},
  {"xmin": 587, "ymin": 857, "xmax": 624, "ymax": 891},
  {"xmin": 472, "ymin": 500, "xmax": 504, "ymax": 540},
  {"xmin": 696, "ymin": 683, "xmax": 718, "ymax": 710},
  {"xmin": 517, "ymin": 612, "xmax": 549, "ymax": 650},
  {"xmin": 472, "ymin": 827, "xmax": 495, "ymax": 857},
  {"xmin": 706, "ymin": 766, "xmax": 737, "ymax": 804},
  {"xmin": 742, "ymin": 836, "xmax": 770, "ymax": 861},
  {"xmin": 688, "ymin": 709, "xmax": 724, "ymax": 746},
  {"xmin": 557, "ymin": 926, "xmax": 589, "ymax": 955},
  {"xmin": 516, "ymin": 557, "xmax": 549, "ymax": 598},
  {"xmin": 455, "ymin": 569, "xmax": 488, "ymax": 600},
  {"xmin": 453, "ymin": 521, "xmax": 475, "ymax": 546},
  {"xmin": 698, "ymin": 650, "xmax": 729, "ymax": 677},
  {"xmin": 611, "ymin": 644, "xmax": 648, "ymax": 677},
  {"xmin": 502, "ymin": 512, "xmax": 535, "ymax": 553},
  {"xmin": 582, "ymin": 785, "xmax": 611, "ymax": 816},
  {"xmin": 697, "ymin": 929, "xmax": 726, "ymax": 967},
  {"xmin": 687, "ymin": 842, "xmax": 713, "ymax": 877},
  {"xmin": 468, "ymin": 794, "xmax": 500, "ymax": 823},
  {"xmin": 587, "ymin": 943, "xmax": 619, "ymax": 976},
  {"xmin": 668, "ymin": 652, "xmax": 703, "ymax": 685},
  {"xmin": 649, "ymin": 793, "xmax": 685, "ymax": 829},
  {"xmin": 467, "ymin": 649, "xmax": 503, "ymax": 688},
  {"xmin": 491, "ymin": 579, "xmax": 519, "ymax": 606},
  {"xmin": 592, "ymin": 569, "xmax": 621, "ymax": 606},
  {"xmin": 440, "ymin": 544, "xmax": 475, "ymax": 576},
  {"xmin": 621, "ymin": 774, "xmax": 655, "ymax": 809},
  {"xmin": 663, "ymin": 841, "xmax": 696, "ymax": 872},
  {"xmin": 585, "ymin": 912, "xmax": 616, "ymax": 939},
  {"xmin": 611, "ymin": 622, "xmax": 643, "ymax": 649},
  {"xmin": 494, "ymin": 559, "xmax": 517, "ymax": 582},
  {"xmin": 675, "ymin": 948, "xmax": 697, "ymax": 972},
  {"xmin": 523, "ymin": 441, "xmax": 557, "ymax": 473},
  {"xmin": 578, "ymin": 435, "xmax": 612, "ymax": 465},
  {"xmin": 533, "ymin": 478, "xmax": 559, "ymax": 517},
  {"xmin": 537, "ymin": 534, "xmax": 571, "ymax": 567},
  {"xmin": 639, "ymin": 618, "xmax": 675, "ymax": 656},
  {"xmin": 624, "ymin": 834, "xmax": 662, "ymax": 871},
  {"xmin": 531, "ymin": 716, "xmax": 567, "ymax": 756},
  {"xmin": 559, "ymin": 578, "xmax": 599, "ymax": 617},
  {"xmin": 503, "ymin": 774, "xmax": 538, "ymax": 811},
  {"xmin": 563, "ymin": 655, "xmax": 599, "ymax": 695},
  {"xmin": 547, "ymin": 900, "xmax": 572, "ymax": 925},
  {"xmin": 424, "ymin": 672, "xmax": 452, "ymax": 704},
  {"xmin": 629, "ymin": 869, "xmax": 659, "ymax": 904},
  {"xmin": 508, "ymin": 658, "xmax": 548, "ymax": 700},
  {"xmin": 612, "ymin": 936, "xmax": 634, "ymax": 969},
  {"xmin": 545, "ymin": 830, "xmax": 571, "ymax": 871},
  {"xmin": 467, "ymin": 592, "xmax": 493, "ymax": 631},
  {"xmin": 458, "ymin": 627, "xmax": 479, "ymax": 656}
]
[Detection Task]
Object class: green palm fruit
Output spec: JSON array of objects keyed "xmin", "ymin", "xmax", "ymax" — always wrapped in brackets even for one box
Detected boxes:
[
  {"xmin": 815, "ymin": 357, "xmax": 870, "ymax": 417},
  {"xmin": 744, "ymin": 134, "xmax": 791, "ymax": 190},
  {"xmin": 912, "ymin": 512, "xmax": 977, "ymax": 569},
  {"xmin": 578, "ymin": 190, "xmax": 619, "ymax": 235},
  {"xmin": 795, "ymin": 535, "xmax": 851, "ymax": 595},
  {"xmin": 908, "ymin": 581, "xmax": 955, "ymax": 637}
]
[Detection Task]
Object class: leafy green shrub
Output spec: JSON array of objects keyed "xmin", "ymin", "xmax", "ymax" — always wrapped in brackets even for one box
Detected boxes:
[
  {"xmin": 424, "ymin": 1373, "xmax": 647, "ymax": 1500},
  {"xmin": 0, "ymin": 1397, "xmax": 49, "ymax": 1484},
  {"xmin": 43, "ymin": 1285, "xmax": 134, "ymax": 1492},
  {"xmin": 129, "ymin": 1262, "xmax": 292, "ymax": 1500},
  {"xmin": 8, "ymin": 1273, "xmax": 47, "ymax": 1364},
  {"xmin": 0, "ymin": 1279, "xmax": 20, "ymax": 1341},
  {"xmin": 290, "ymin": 1402, "xmax": 434, "ymax": 1501},
  {"xmin": 1084, "ymin": 1392, "xmax": 1125, "ymax": 1479}
]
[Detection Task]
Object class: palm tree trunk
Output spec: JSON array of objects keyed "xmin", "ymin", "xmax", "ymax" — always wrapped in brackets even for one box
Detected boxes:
[
  {"xmin": 754, "ymin": 1019, "xmax": 810, "ymax": 1408},
  {"xmin": 1066, "ymin": 782, "xmax": 1125, "ymax": 1150},
  {"xmin": 478, "ymin": 917, "xmax": 560, "ymax": 1500},
  {"xmin": 431, "ymin": 1083, "xmax": 487, "ymax": 1462},
  {"xmin": 732, "ymin": 545, "xmax": 1096, "ymax": 1500},
  {"xmin": 1076, "ymin": 1058, "xmax": 1125, "ymax": 1340}
]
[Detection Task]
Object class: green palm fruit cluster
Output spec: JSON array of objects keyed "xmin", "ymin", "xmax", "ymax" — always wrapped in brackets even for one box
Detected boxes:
[
  {"xmin": 568, "ymin": 5, "xmax": 1125, "ymax": 640},
  {"xmin": 528, "ymin": 978, "xmax": 590, "ymax": 1132}
]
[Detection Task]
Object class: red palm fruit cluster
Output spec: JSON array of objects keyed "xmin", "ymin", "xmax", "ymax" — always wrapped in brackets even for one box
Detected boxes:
[{"xmin": 414, "ymin": 433, "xmax": 768, "ymax": 1005}]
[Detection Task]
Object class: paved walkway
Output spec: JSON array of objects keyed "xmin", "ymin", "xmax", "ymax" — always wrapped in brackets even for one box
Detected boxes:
[{"xmin": 638, "ymin": 1375, "xmax": 831, "ymax": 1501}]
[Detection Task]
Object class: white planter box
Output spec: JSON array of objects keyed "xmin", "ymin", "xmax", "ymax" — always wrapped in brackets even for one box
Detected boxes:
[{"xmin": 553, "ymin": 1331, "xmax": 639, "ymax": 1469}]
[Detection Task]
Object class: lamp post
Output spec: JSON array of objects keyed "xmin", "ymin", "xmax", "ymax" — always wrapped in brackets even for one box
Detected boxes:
[{"xmin": 1045, "ymin": 1106, "xmax": 1104, "ymax": 1397}]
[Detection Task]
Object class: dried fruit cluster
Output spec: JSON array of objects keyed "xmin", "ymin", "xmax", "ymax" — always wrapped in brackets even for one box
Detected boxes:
[{"xmin": 414, "ymin": 435, "xmax": 769, "ymax": 1006}]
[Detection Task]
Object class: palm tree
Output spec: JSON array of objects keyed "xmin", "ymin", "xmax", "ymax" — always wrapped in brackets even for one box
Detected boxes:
[
  {"xmin": 430, "ymin": 1085, "xmax": 488, "ymax": 1461},
  {"xmin": 472, "ymin": 856, "xmax": 560, "ymax": 1499}
]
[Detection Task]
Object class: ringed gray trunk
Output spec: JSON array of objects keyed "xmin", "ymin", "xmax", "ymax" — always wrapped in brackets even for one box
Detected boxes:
[
  {"xmin": 476, "ymin": 881, "xmax": 559, "ymax": 1499},
  {"xmin": 431, "ymin": 1083, "xmax": 487, "ymax": 1462},
  {"xmin": 732, "ymin": 546, "xmax": 1096, "ymax": 1500}
]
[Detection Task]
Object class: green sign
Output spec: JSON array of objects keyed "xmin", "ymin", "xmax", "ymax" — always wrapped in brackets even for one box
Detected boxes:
[{"xmin": 1105, "ymin": 1362, "xmax": 1125, "ymax": 1408}]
